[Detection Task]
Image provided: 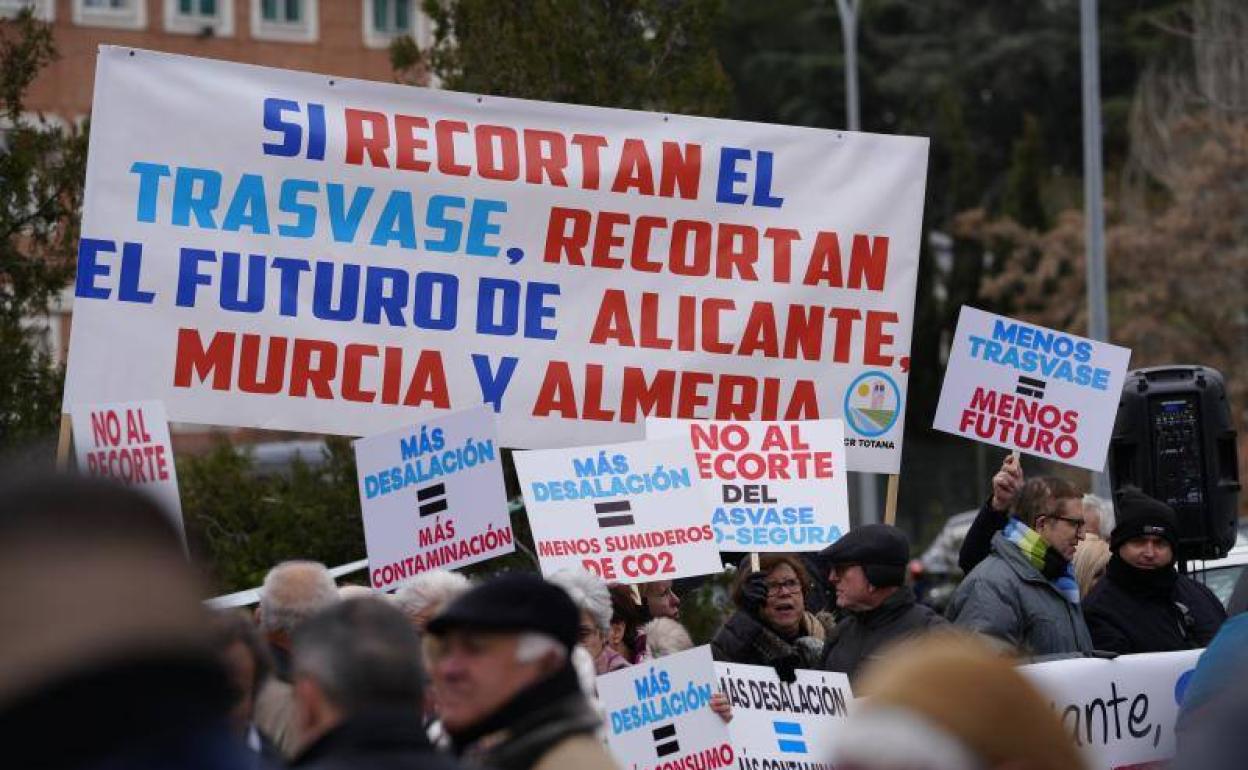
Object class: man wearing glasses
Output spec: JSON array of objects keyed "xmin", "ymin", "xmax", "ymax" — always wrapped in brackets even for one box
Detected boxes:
[
  {"xmin": 818, "ymin": 525, "xmax": 945, "ymax": 681},
  {"xmin": 948, "ymin": 477, "xmax": 1095, "ymax": 657}
]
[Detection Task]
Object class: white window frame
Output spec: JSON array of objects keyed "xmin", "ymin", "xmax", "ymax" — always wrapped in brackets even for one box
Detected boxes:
[
  {"xmin": 164, "ymin": 0, "xmax": 234, "ymax": 37},
  {"xmin": 362, "ymin": 0, "xmax": 429, "ymax": 50},
  {"xmin": 73, "ymin": 0, "xmax": 146, "ymax": 30},
  {"xmin": 0, "ymin": 0, "xmax": 54, "ymax": 21},
  {"xmin": 251, "ymin": 0, "xmax": 318, "ymax": 43}
]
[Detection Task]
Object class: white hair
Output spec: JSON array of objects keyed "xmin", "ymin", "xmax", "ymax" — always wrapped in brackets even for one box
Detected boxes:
[
  {"xmin": 515, "ymin": 631, "xmax": 568, "ymax": 665},
  {"xmin": 258, "ymin": 560, "xmax": 338, "ymax": 635},
  {"xmin": 392, "ymin": 570, "xmax": 471, "ymax": 620},
  {"xmin": 643, "ymin": 618, "xmax": 692, "ymax": 658},
  {"xmin": 548, "ymin": 568, "xmax": 612, "ymax": 635},
  {"xmin": 1083, "ymin": 493, "xmax": 1115, "ymax": 536},
  {"xmin": 833, "ymin": 706, "xmax": 985, "ymax": 770}
]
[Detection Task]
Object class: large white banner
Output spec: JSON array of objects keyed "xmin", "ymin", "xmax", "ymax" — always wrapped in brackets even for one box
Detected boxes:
[
  {"xmin": 70, "ymin": 399, "xmax": 186, "ymax": 542},
  {"xmin": 598, "ymin": 646, "xmax": 733, "ymax": 770},
  {"xmin": 647, "ymin": 418, "xmax": 849, "ymax": 552},
  {"xmin": 353, "ymin": 406, "xmax": 513, "ymax": 590},
  {"xmin": 64, "ymin": 48, "xmax": 928, "ymax": 471},
  {"xmin": 1021, "ymin": 649, "xmax": 1200, "ymax": 770},
  {"xmin": 514, "ymin": 438, "xmax": 722, "ymax": 583},
  {"xmin": 933, "ymin": 307, "xmax": 1131, "ymax": 471},
  {"xmin": 715, "ymin": 662, "xmax": 853, "ymax": 767}
]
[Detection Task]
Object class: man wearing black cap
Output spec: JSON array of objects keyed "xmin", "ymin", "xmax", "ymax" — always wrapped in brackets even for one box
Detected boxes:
[
  {"xmin": 819, "ymin": 525, "xmax": 945, "ymax": 680},
  {"xmin": 425, "ymin": 573, "xmax": 617, "ymax": 770},
  {"xmin": 1082, "ymin": 488, "xmax": 1226, "ymax": 654}
]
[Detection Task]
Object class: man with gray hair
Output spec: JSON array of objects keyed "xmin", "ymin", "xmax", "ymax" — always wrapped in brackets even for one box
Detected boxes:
[
  {"xmin": 289, "ymin": 597, "xmax": 465, "ymax": 769},
  {"xmin": 426, "ymin": 573, "xmax": 618, "ymax": 770},
  {"xmin": 255, "ymin": 560, "xmax": 339, "ymax": 758}
]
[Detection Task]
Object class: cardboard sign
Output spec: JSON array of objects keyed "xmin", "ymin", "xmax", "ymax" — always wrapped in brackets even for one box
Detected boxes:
[
  {"xmin": 598, "ymin": 646, "xmax": 733, "ymax": 770},
  {"xmin": 934, "ymin": 307, "xmax": 1131, "ymax": 470},
  {"xmin": 63, "ymin": 47, "xmax": 929, "ymax": 472},
  {"xmin": 353, "ymin": 406, "xmax": 512, "ymax": 590},
  {"xmin": 514, "ymin": 438, "xmax": 721, "ymax": 583},
  {"xmin": 70, "ymin": 399, "xmax": 185, "ymax": 541},
  {"xmin": 1021, "ymin": 649, "xmax": 1200, "ymax": 770},
  {"xmin": 715, "ymin": 662, "xmax": 853, "ymax": 766},
  {"xmin": 647, "ymin": 418, "xmax": 848, "ymax": 552}
]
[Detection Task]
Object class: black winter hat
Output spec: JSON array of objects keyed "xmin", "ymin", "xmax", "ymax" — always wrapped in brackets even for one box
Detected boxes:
[
  {"xmin": 819, "ymin": 524, "xmax": 910, "ymax": 588},
  {"xmin": 1111, "ymin": 487, "xmax": 1180, "ymax": 553},
  {"xmin": 426, "ymin": 572, "xmax": 580, "ymax": 651}
]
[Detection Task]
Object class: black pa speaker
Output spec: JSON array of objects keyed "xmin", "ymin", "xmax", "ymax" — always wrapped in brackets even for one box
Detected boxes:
[{"xmin": 1109, "ymin": 365, "xmax": 1241, "ymax": 560}]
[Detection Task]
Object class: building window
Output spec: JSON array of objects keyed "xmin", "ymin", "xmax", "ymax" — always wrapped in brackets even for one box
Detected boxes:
[
  {"xmin": 164, "ymin": 0, "xmax": 234, "ymax": 36},
  {"xmin": 0, "ymin": 0, "xmax": 54, "ymax": 21},
  {"xmin": 74, "ymin": 0, "xmax": 146, "ymax": 30},
  {"xmin": 252, "ymin": 0, "xmax": 317, "ymax": 43},
  {"xmin": 363, "ymin": 0, "xmax": 428, "ymax": 49}
]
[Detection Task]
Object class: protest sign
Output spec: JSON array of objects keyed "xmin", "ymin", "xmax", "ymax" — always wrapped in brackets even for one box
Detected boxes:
[
  {"xmin": 933, "ymin": 307, "xmax": 1131, "ymax": 470},
  {"xmin": 715, "ymin": 661, "xmax": 852, "ymax": 768},
  {"xmin": 69, "ymin": 399, "xmax": 185, "ymax": 540},
  {"xmin": 63, "ymin": 47, "xmax": 928, "ymax": 472},
  {"xmin": 1021, "ymin": 649, "xmax": 1200, "ymax": 770},
  {"xmin": 597, "ymin": 646, "xmax": 733, "ymax": 770},
  {"xmin": 647, "ymin": 418, "xmax": 848, "ymax": 551},
  {"xmin": 353, "ymin": 406, "xmax": 512, "ymax": 590},
  {"xmin": 514, "ymin": 438, "xmax": 721, "ymax": 583}
]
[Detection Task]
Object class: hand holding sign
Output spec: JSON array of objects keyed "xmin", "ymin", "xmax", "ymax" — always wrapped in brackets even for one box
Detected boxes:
[{"xmin": 990, "ymin": 454, "xmax": 1025, "ymax": 512}]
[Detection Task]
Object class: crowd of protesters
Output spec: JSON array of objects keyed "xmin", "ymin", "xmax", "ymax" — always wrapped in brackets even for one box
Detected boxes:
[{"xmin": 1, "ymin": 458, "xmax": 1243, "ymax": 770}]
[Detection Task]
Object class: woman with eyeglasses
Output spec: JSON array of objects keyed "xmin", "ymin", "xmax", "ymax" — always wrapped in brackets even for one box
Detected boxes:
[{"xmin": 710, "ymin": 555, "xmax": 830, "ymax": 680}]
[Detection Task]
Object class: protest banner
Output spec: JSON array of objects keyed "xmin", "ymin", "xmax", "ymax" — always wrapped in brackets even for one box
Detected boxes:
[
  {"xmin": 597, "ymin": 646, "xmax": 733, "ymax": 770},
  {"xmin": 514, "ymin": 438, "xmax": 721, "ymax": 582},
  {"xmin": 62, "ymin": 47, "xmax": 928, "ymax": 472},
  {"xmin": 715, "ymin": 661, "xmax": 852, "ymax": 769},
  {"xmin": 646, "ymin": 418, "xmax": 848, "ymax": 551},
  {"xmin": 353, "ymin": 406, "xmax": 512, "ymax": 590},
  {"xmin": 69, "ymin": 399, "xmax": 185, "ymax": 541},
  {"xmin": 1021, "ymin": 649, "xmax": 1200, "ymax": 770},
  {"xmin": 933, "ymin": 306, "xmax": 1131, "ymax": 471}
]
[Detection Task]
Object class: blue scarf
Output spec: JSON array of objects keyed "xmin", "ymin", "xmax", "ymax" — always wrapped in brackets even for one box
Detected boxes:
[{"xmin": 1002, "ymin": 518, "xmax": 1081, "ymax": 605}]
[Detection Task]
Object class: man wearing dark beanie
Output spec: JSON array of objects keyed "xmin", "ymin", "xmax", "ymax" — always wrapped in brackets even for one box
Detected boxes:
[
  {"xmin": 1082, "ymin": 488, "xmax": 1225, "ymax": 654},
  {"xmin": 424, "ymin": 573, "xmax": 616, "ymax": 770},
  {"xmin": 819, "ymin": 525, "xmax": 945, "ymax": 681}
]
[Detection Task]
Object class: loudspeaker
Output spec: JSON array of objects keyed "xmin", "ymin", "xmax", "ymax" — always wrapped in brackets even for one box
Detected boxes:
[{"xmin": 1109, "ymin": 365, "xmax": 1240, "ymax": 560}]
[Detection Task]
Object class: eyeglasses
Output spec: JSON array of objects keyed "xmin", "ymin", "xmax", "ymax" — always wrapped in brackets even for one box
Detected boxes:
[
  {"xmin": 764, "ymin": 578, "xmax": 802, "ymax": 596},
  {"xmin": 1048, "ymin": 514, "xmax": 1087, "ymax": 532}
]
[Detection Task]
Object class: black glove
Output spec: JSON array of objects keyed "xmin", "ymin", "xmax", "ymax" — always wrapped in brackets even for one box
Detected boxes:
[
  {"xmin": 773, "ymin": 653, "xmax": 799, "ymax": 684},
  {"xmin": 742, "ymin": 573, "xmax": 769, "ymax": 616}
]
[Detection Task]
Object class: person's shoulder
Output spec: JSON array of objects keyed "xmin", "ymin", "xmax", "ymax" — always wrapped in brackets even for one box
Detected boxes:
[
  {"xmin": 533, "ymin": 733, "xmax": 618, "ymax": 770},
  {"xmin": 1177, "ymin": 574, "xmax": 1226, "ymax": 611}
]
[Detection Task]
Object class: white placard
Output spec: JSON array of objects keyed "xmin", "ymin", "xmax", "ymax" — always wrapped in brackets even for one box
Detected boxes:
[
  {"xmin": 934, "ymin": 307, "xmax": 1131, "ymax": 471},
  {"xmin": 598, "ymin": 646, "xmax": 734, "ymax": 770},
  {"xmin": 353, "ymin": 406, "xmax": 512, "ymax": 590},
  {"xmin": 647, "ymin": 418, "xmax": 849, "ymax": 552},
  {"xmin": 64, "ymin": 47, "xmax": 928, "ymax": 472},
  {"xmin": 70, "ymin": 399, "xmax": 185, "ymax": 542},
  {"xmin": 1021, "ymin": 649, "xmax": 1200, "ymax": 770},
  {"xmin": 514, "ymin": 438, "xmax": 721, "ymax": 583},
  {"xmin": 715, "ymin": 662, "xmax": 853, "ymax": 765}
]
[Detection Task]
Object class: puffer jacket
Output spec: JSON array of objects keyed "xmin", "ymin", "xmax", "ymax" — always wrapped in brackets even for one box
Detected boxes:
[
  {"xmin": 947, "ymin": 532, "xmax": 1093, "ymax": 657},
  {"xmin": 821, "ymin": 586, "xmax": 947, "ymax": 681}
]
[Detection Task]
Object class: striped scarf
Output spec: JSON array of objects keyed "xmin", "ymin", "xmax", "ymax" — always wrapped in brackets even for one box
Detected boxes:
[{"xmin": 1002, "ymin": 517, "xmax": 1081, "ymax": 605}]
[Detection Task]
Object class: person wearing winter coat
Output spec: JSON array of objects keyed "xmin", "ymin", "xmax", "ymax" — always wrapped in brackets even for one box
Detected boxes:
[
  {"xmin": 947, "ymin": 476, "xmax": 1094, "ymax": 657},
  {"xmin": 818, "ymin": 525, "xmax": 946, "ymax": 681},
  {"xmin": 1082, "ymin": 488, "xmax": 1225, "ymax": 654},
  {"xmin": 711, "ymin": 555, "xmax": 828, "ymax": 680},
  {"xmin": 426, "ymin": 573, "xmax": 618, "ymax": 770}
]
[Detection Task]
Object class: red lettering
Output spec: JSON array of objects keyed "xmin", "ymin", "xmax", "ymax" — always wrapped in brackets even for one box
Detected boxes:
[{"xmin": 344, "ymin": 109, "xmax": 390, "ymax": 167}]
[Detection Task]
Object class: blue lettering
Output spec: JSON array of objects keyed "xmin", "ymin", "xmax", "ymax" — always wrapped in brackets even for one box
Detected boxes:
[{"xmin": 715, "ymin": 147, "xmax": 751, "ymax": 205}]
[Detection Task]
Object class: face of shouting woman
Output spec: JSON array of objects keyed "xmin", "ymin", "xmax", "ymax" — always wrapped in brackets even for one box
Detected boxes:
[{"xmin": 759, "ymin": 563, "xmax": 805, "ymax": 636}]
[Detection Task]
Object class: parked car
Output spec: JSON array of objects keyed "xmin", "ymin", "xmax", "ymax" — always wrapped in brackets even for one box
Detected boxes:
[{"xmin": 1188, "ymin": 544, "xmax": 1248, "ymax": 612}]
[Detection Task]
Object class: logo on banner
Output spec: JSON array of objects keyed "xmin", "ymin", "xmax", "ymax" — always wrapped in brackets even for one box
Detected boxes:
[
  {"xmin": 652, "ymin": 724, "xmax": 680, "ymax": 757},
  {"xmin": 773, "ymin": 721, "xmax": 808, "ymax": 754},
  {"xmin": 843, "ymin": 371, "xmax": 900, "ymax": 437}
]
